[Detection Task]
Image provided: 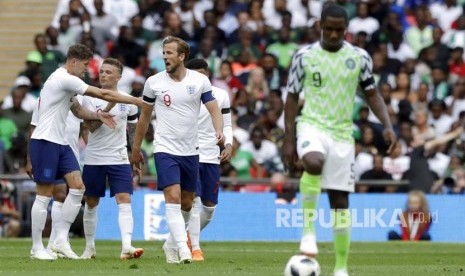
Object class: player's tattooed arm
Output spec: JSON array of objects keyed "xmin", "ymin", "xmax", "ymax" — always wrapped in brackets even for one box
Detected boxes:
[
  {"xmin": 71, "ymin": 96, "xmax": 116, "ymax": 129},
  {"xmin": 85, "ymin": 120, "xmax": 103, "ymax": 133},
  {"xmin": 127, "ymin": 122, "xmax": 137, "ymax": 151}
]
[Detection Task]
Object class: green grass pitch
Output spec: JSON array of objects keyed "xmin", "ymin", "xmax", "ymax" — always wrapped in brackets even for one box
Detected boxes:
[{"xmin": 1, "ymin": 240, "xmax": 464, "ymax": 275}]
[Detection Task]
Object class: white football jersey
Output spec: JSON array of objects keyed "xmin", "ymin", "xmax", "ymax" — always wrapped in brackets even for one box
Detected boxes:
[
  {"xmin": 31, "ymin": 67, "xmax": 89, "ymax": 145},
  {"xmin": 82, "ymin": 94, "xmax": 138, "ymax": 165},
  {"xmin": 143, "ymin": 69, "xmax": 213, "ymax": 156},
  {"xmin": 198, "ymin": 86, "xmax": 233, "ymax": 164},
  {"xmin": 31, "ymin": 96, "xmax": 83, "ymax": 159}
]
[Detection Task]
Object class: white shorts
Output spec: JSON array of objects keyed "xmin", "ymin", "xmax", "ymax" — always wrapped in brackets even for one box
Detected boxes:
[{"xmin": 296, "ymin": 124, "xmax": 355, "ymax": 192}]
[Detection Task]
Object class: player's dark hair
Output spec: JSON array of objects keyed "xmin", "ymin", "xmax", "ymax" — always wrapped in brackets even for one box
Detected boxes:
[
  {"xmin": 163, "ymin": 36, "xmax": 190, "ymax": 61},
  {"xmin": 102, "ymin": 58, "xmax": 123, "ymax": 75},
  {"xmin": 321, "ymin": 3, "xmax": 348, "ymax": 25},
  {"xmin": 67, "ymin": 44, "xmax": 93, "ymax": 61},
  {"xmin": 186, "ymin": 58, "xmax": 209, "ymax": 70}
]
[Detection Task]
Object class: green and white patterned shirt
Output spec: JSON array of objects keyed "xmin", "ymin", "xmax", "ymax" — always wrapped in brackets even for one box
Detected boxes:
[{"xmin": 287, "ymin": 41, "xmax": 375, "ymax": 142}]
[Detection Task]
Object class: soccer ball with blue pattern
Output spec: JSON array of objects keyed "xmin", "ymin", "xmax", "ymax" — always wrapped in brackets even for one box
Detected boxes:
[{"xmin": 284, "ymin": 255, "xmax": 321, "ymax": 276}]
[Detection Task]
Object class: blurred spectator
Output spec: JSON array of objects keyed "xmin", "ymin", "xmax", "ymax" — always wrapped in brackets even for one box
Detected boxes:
[
  {"xmin": 241, "ymin": 127, "xmax": 281, "ymax": 176},
  {"xmin": 445, "ymin": 77, "xmax": 465, "ymax": 121},
  {"xmin": 388, "ymin": 31, "xmax": 416, "ymax": 62},
  {"xmin": 272, "ymin": 173, "xmax": 297, "ymax": 205},
  {"xmin": 104, "ymin": 0, "xmax": 139, "ymax": 27},
  {"xmin": 0, "ymin": 180, "xmax": 21, "ymax": 237},
  {"xmin": 360, "ymin": 125, "xmax": 379, "ymax": 155},
  {"xmin": 383, "ymin": 142, "xmax": 411, "ymax": 181},
  {"xmin": 20, "ymin": 51, "xmax": 42, "ymax": 85},
  {"xmin": 428, "ymin": 26, "xmax": 451, "ymax": 68},
  {"xmin": 163, "ymin": 11, "xmax": 190, "ymax": 41},
  {"xmin": 0, "ymin": 109, "xmax": 18, "ymax": 167},
  {"xmin": 2, "ymin": 77, "xmax": 37, "ymax": 113},
  {"xmin": 247, "ymin": 0, "xmax": 266, "ymax": 37},
  {"xmin": 147, "ymin": 27, "xmax": 171, "ymax": 72},
  {"xmin": 246, "ymin": 67, "xmax": 269, "ymax": 103},
  {"xmin": 429, "ymin": 0, "xmax": 462, "ymax": 33},
  {"xmin": 432, "ymin": 156, "xmax": 465, "ymax": 194},
  {"xmin": 409, "ymin": 82, "xmax": 430, "ymax": 111},
  {"xmin": 448, "ymin": 47, "xmax": 465, "ymax": 82},
  {"xmin": 388, "ymin": 190, "xmax": 432, "ymax": 241},
  {"xmin": 428, "ymin": 99, "xmax": 454, "ymax": 136},
  {"xmin": 45, "ymin": 26, "xmax": 65, "ymax": 54},
  {"xmin": 261, "ymin": 53, "xmax": 282, "ymax": 90},
  {"xmin": 193, "ymin": 9, "xmax": 227, "ymax": 47},
  {"xmin": 142, "ymin": 0, "xmax": 172, "ymax": 33},
  {"xmin": 348, "ymin": 2, "xmax": 380, "ymax": 37},
  {"xmin": 230, "ymin": 137, "xmax": 261, "ymax": 179},
  {"xmin": 237, "ymin": 100, "xmax": 258, "ymax": 131},
  {"xmin": 231, "ymin": 49, "xmax": 259, "ymax": 84},
  {"xmin": 110, "ymin": 26, "xmax": 146, "ymax": 69},
  {"xmin": 412, "ymin": 108, "xmax": 436, "ymax": 141},
  {"xmin": 354, "ymin": 140, "xmax": 373, "ymax": 181},
  {"xmin": 352, "ymin": 31, "xmax": 369, "ymax": 50},
  {"xmin": 370, "ymin": 11, "xmax": 403, "ymax": 50},
  {"xmin": 391, "ymin": 72, "xmax": 411, "ymax": 101},
  {"xmin": 403, "ymin": 126, "xmax": 463, "ymax": 193},
  {"xmin": 2, "ymin": 88, "xmax": 32, "ymax": 135},
  {"xmin": 57, "ymin": 14, "xmax": 81, "ymax": 55},
  {"xmin": 175, "ymin": 0, "xmax": 200, "ymax": 38},
  {"xmin": 214, "ymin": 0, "xmax": 239, "ymax": 37},
  {"xmin": 91, "ymin": 0, "xmax": 119, "ymax": 37},
  {"xmin": 113, "ymin": 54, "xmax": 137, "ymax": 94},
  {"xmin": 405, "ymin": 5, "xmax": 433, "ymax": 57},
  {"xmin": 228, "ymin": 10, "xmax": 260, "ymax": 45},
  {"xmin": 359, "ymin": 154, "xmax": 393, "ymax": 193},
  {"xmin": 33, "ymin": 34, "xmax": 65, "ymax": 83},
  {"xmin": 228, "ymin": 27, "xmax": 262, "ymax": 63},
  {"xmin": 266, "ymin": 27, "xmax": 299, "ymax": 69},
  {"xmin": 431, "ymin": 63, "xmax": 450, "ymax": 100},
  {"xmin": 131, "ymin": 14, "xmax": 156, "ymax": 48},
  {"xmin": 195, "ymin": 38, "xmax": 222, "ymax": 78},
  {"xmin": 399, "ymin": 120, "xmax": 414, "ymax": 154},
  {"xmin": 443, "ymin": 15, "xmax": 465, "ymax": 49},
  {"xmin": 212, "ymin": 60, "xmax": 243, "ymax": 101},
  {"xmin": 130, "ymin": 76, "xmax": 146, "ymax": 98}
]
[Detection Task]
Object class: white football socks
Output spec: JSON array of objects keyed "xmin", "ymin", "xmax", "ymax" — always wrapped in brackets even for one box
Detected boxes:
[
  {"xmin": 47, "ymin": 201, "xmax": 63, "ymax": 249},
  {"xmin": 188, "ymin": 197, "xmax": 202, "ymax": 251},
  {"xmin": 31, "ymin": 195, "xmax": 51, "ymax": 252},
  {"xmin": 83, "ymin": 203, "xmax": 98, "ymax": 249},
  {"xmin": 200, "ymin": 204, "xmax": 216, "ymax": 230},
  {"xmin": 55, "ymin": 188, "xmax": 84, "ymax": 244},
  {"xmin": 165, "ymin": 203, "xmax": 188, "ymax": 250},
  {"xmin": 118, "ymin": 203, "xmax": 133, "ymax": 252}
]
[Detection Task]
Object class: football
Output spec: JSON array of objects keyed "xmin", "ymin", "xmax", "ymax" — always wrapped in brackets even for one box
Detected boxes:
[{"xmin": 284, "ymin": 255, "xmax": 321, "ymax": 276}]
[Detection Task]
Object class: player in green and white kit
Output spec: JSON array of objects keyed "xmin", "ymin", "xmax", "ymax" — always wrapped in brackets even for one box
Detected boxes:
[{"xmin": 283, "ymin": 4, "xmax": 396, "ymax": 276}]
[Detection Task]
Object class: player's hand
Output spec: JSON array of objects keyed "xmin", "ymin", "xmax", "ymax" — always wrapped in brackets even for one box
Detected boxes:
[
  {"xmin": 133, "ymin": 97, "xmax": 144, "ymax": 107},
  {"xmin": 26, "ymin": 160, "xmax": 33, "ymax": 180},
  {"xmin": 132, "ymin": 165, "xmax": 142, "ymax": 189},
  {"xmin": 383, "ymin": 127, "xmax": 397, "ymax": 154},
  {"xmin": 97, "ymin": 111, "xmax": 116, "ymax": 129},
  {"xmin": 220, "ymin": 144, "xmax": 233, "ymax": 163},
  {"xmin": 282, "ymin": 137, "xmax": 298, "ymax": 172},
  {"xmin": 216, "ymin": 131, "xmax": 225, "ymax": 146},
  {"xmin": 130, "ymin": 150, "xmax": 145, "ymax": 170}
]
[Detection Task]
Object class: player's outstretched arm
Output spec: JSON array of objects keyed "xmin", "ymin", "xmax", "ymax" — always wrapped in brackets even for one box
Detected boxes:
[
  {"xmin": 205, "ymin": 100, "xmax": 225, "ymax": 145},
  {"xmin": 365, "ymin": 89, "xmax": 396, "ymax": 153},
  {"xmin": 131, "ymin": 102, "xmax": 152, "ymax": 169},
  {"xmin": 84, "ymin": 86, "xmax": 143, "ymax": 107},
  {"xmin": 283, "ymin": 93, "xmax": 300, "ymax": 171},
  {"xmin": 84, "ymin": 102, "xmax": 117, "ymax": 132},
  {"xmin": 26, "ymin": 124, "xmax": 35, "ymax": 179}
]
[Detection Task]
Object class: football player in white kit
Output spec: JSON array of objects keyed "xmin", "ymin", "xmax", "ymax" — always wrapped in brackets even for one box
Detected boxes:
[
  {"xmin": 185, "ymin": 59, "xmax": 233, "ymax": 261},
  {"xmin": 27, "ymin": 95, "xmax": 84, "ymax": 259},
  {"xmin": 131, "ymin": 37, "xmax": 224, "ymax": 264},
  {"xmin": 80, "ymin": 58, "xmax": 144, "ymax": 260},
  {"xmin": 28, "ymin": 44, "xmax": 142, "ymax": 260}
]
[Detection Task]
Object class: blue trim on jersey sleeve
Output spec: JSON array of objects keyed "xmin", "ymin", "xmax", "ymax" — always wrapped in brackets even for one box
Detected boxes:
[
  {"xmin": 201, "ymin": 90, "xmax": 215, "ymax": 104},
  {"xmin": 143, "ymin": 95, "xmax": 155, "ymax": 104}
]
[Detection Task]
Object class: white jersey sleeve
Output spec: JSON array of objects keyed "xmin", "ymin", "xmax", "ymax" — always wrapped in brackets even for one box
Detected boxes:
[
  {"xmin": 142, "ymin": 80, "xmax": 156, "ymax": 105},
  {"xmin": 62, "ymin": 73, "xmax": 89, "ymax": 95},
  {"xmin": 286, "ymin": 47, "xmax": 308, "ymax": 94},
  {"xmin": 356, "ymin": 47, "xmax": 376, "ymax": 91},
  {"xmin": 221, "ymin": 92, "xmax": 233, "ymax": 146},
  {"xmin": 30, "ymin": 99, "xmax": 39, "ymax": 126},
  {"xmin": 127, "ymin": 104, "xmax": 138, "ymax": 123}
]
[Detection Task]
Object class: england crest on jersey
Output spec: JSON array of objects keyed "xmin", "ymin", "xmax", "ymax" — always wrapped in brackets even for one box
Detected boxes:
[
  {"xmin": 186, "ymin": 85, "xmax": 196, "ymax": 95},
  {"xmin": 119, "ymin": 103, "xmax": 126, "ymax": 112}
]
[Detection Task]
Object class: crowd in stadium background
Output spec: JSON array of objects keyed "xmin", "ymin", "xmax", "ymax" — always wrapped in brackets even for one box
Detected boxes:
[{"xmin": 2, "ymin": 0, "xmax": 465, "ymax": 226}]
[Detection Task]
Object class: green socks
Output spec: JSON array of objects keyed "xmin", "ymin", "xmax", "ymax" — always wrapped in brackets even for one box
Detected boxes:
[
  {"xmin": 333, "ymin": 209, "xmax": 351, "ymax": 272},
  {"xmin": 300, "ymin": 172, "xmax": 321, "ymax": 235}
]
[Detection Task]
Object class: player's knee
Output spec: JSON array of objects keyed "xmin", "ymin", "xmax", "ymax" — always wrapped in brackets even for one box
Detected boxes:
[
  {"xmin": 328, "ymin": 191, "xmax": 349, "ymax": 209},
  {"xmin": 164, "ymin": 189, "xmax": 181, "ymax": 204},
  {"xmin": 52, "ymin": 186, "xmax": 67, "ymax": 202},
  {"xmin": 202, "ymin": 200, "xmax": 216, "ymax": 207},
  {"xmin": 115, "ymin": 193, "xmax": 131, "ymax": 204},
  {"xmin": 181, "ymin": 197, "xmax": 193, "ymax": 212},
  {"xmin": 86, "ymin": 197, "xmax": 100, "ymax": 208},
  {"xmin": 36, "ymin": 184, "xmax": 54, "ymax": 197},
  {"xmin": 302, "ymin": 153, "xmax": 324, "ymax": 175}
]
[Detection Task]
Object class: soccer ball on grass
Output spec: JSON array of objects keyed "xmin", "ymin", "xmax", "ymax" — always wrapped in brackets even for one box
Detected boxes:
[{"xmin": 284, "ymin": 255, "xmax": 321, "ymax": 276}]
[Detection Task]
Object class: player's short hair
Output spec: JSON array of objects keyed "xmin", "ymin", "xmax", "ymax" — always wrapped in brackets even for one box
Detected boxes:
[
  {"xmin": 67, "ymin": 44, "xmax": 93, "ymax": 61},
  {"xmin": 102, "ymin": 58, "xmax": 123, "ymax": 75},
  {"xmin": 163, "ymin": 36, "xmax": 190, "ymax": 60},
  {"xmin": 185, "ymin": 58, "xmax": 208, "ymax": 70},
  {"xmin": 321, "ymin": 3, "xmax": 348, "ymax": 24}
]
